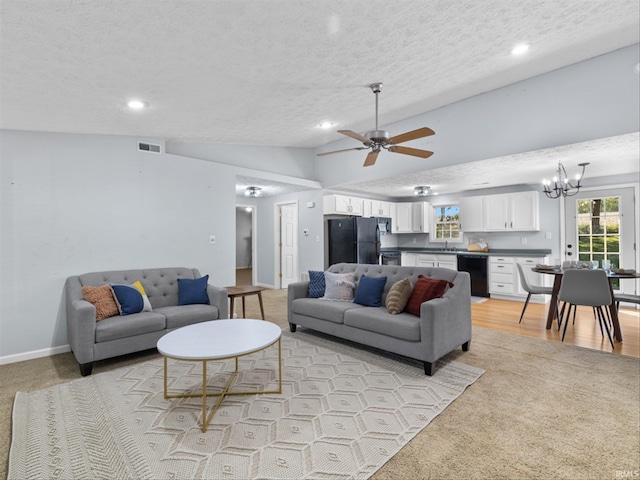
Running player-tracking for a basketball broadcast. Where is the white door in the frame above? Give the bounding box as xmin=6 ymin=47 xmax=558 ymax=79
xmin=279 ymin=202 xmax=298 ymax=289
xmin=565 ymin=187 xmax=637 ymax=293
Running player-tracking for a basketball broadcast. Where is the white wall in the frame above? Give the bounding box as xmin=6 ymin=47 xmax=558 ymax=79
xmin=0 ymin=130 xmax=239 ymax=360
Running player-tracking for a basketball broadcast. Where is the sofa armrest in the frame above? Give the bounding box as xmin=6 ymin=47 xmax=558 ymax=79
xmin=287 ymin=281 xmax=309 ymax=323
xmin=65 ymin=277 xmax=98 ymax=365
xmin=418 ymin=272 xmax=472 ymax=361
xmin=207 ymin=284 xmax=229 ymax=319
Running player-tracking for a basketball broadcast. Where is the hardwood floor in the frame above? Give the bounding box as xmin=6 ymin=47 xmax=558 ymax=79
xmin=472 ymin=297 xmax=640 ymax=358
xmin=236 ymin=268 xmax=639 ymax=358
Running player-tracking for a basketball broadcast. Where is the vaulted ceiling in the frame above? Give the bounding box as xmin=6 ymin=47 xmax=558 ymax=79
xmin=2 ymin=1 xmax=639 ymax=197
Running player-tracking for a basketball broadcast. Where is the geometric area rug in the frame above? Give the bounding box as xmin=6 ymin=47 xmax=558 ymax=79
xmin=9 ymin=330 xmax=484 ymax=480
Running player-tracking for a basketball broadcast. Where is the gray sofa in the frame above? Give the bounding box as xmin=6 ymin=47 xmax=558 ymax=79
xmin=65 ymin=267 xmax=228 ymax=376
xmin=288 ymin=263 xmax=471 ymax=375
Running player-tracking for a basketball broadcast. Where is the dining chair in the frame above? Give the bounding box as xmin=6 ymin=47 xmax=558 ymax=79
xmin=557 ymin=269 xmax=614 ymax=349
xmin=614 ymin=293 xmax=640 ymax=311
xmin=516 ymin=263 xmax=554 ymax=323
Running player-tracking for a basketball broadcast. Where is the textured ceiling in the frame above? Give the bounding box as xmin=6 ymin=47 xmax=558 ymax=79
xmin=1 ymin=1 xmax=639 ymax=198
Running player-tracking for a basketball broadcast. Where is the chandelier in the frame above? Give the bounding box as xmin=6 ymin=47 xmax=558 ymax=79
xmin=542 ymin=162 xmax=589 ymax=199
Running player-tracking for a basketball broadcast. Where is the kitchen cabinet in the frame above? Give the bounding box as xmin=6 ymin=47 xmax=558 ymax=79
xmin=401 ymin=252 xmax=417 ymax=266
xmin=323 ymin=194 xmax=364 ymax=216
xmin=489 ymin=256 xmax=515 ymax=295
xmin=393 ymin=202 xmax=429 ymax=233
xmin=364 ymin=199 xmax=392 ymax=218
xmin=484 ymin=191 xmax=539 ymax=231
xmin=416 ymin=253 xmax=457 ymax=270
xmin=459 ymin=196 xmax=484 ymax=232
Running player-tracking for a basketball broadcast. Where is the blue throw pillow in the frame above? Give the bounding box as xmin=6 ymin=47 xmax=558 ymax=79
xmin=308 ymin=270 xmax=326 ymax=298
xmin=178 ymin=275 xmax=210 ymax=305
xmin=110 ymin=284 xmax=144 ymax=316
xmin=354 ymin=275 xmax=387 ymax=307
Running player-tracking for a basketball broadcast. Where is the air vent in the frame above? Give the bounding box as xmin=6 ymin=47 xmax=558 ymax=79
xmin=138 ymin=142 xmax=161 ymax=153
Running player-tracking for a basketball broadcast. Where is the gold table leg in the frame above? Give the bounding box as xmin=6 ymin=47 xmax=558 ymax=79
xmin=163 ymin=337 xmax=282 ymax=433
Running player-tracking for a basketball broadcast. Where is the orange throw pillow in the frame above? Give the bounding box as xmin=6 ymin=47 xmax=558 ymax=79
xmin=82 ymin=285 xmax=119 ymax=321
xmin=405 ymin=275 xmax=454 ymax=316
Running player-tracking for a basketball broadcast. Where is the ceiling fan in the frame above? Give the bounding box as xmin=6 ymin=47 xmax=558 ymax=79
xmin=317 ymin=83 xmax=435 ymax=167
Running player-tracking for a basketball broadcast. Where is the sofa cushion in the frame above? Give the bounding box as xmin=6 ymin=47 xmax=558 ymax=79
xmin=323 ymin=272 xmax=356 ymax=301
xmin=95 ymin=312 xmax=166 ymax=343
xmin=291 ymin=298 xmax=362 ymax=324
xmin=156 ymin=305 xmax=220 ymax=329
xmin=406 ymin=275 xmax=454 ymax=316
xmin=354 ymin=275 xmax=387 ymax=307
xmin=386 ymin=278 xmax=413 ymax=314
xmin=344 ymin=308 xmax=421 ymax=342
xmin=111 ymin=284 xmax=145 ymax=316
xmin=82 ymin=285 xmax=119 ymax=321
xmin=307 ymin=270 xmax=326 ymax=298
xmin=178 ymin=275 xmax=210 ymax=305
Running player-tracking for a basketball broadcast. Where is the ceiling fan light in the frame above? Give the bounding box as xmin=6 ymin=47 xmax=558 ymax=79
xmin=245 ymin=186 xmax=262 ymax=197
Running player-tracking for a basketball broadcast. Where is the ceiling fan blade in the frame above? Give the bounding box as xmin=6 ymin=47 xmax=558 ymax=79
xmin=316 ymin=147 xmax=367 ymax=157
xmin=338 ymin=130 xmax=372 ymax=145
xmin=363 ymin=150 xmax=379 ymax=167
xmin=388 ymin=146 xmax=434 ymax=158
xmin=388 ymin=127 xmax=435 ymax=145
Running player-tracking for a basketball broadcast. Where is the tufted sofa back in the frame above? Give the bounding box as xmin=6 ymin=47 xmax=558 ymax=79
xmin=328 ymin=263 xmax=461 ymax=304
xmin=75 ymin=267 xmax=202 ymax=309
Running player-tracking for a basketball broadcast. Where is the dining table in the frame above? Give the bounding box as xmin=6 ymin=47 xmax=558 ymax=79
xmin=531 ymin=266 xmax=640 ymax=342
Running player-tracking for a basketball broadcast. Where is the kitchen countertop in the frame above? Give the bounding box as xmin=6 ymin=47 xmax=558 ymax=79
xmin=381 ymin=247 xmax=551 ymax=257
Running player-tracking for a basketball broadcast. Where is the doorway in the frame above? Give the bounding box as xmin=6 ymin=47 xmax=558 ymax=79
xmin=276 ymin=202 xmax=299 ymax=289
xmin=564 ymin=186 xmax=637 ymax=293
xmin=236 ymin=205 xmax=257 ymax=286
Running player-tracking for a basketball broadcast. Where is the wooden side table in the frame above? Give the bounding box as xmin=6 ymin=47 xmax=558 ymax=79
xmin=225 ymin=285 xmax=266 ymax=320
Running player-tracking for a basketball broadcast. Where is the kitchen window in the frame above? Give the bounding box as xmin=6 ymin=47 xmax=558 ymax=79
xmin=432 ymin=204 xmax=461 ymax=242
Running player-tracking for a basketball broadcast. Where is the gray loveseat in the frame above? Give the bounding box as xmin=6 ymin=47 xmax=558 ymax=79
xmin=288 ymin=263 xmax=471 ymax=375
xmin=65 ymin=267 xmax=228 ymax=376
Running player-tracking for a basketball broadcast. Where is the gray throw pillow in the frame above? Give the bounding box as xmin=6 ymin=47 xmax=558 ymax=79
xmin=322 ymin=272 xmax=356 ymax=302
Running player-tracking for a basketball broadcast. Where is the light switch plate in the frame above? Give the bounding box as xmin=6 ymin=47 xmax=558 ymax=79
xmin=209 ymin=235 xmax=216 ymax=244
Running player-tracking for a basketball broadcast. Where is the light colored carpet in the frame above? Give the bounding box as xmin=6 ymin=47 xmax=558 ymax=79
xmin=8 ymin=330 xmax=484 ymax=480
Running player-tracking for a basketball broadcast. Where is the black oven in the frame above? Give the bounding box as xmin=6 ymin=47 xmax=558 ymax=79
xmin=381 ymin=251 xmax=402 ymax=266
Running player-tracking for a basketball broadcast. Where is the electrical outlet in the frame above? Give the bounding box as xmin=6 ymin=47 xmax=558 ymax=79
xmin=209 ymin=235 xmax=216 ymax=244
xmin=521 ymin=237 xmax=527 ymax=245
xmin=412 ymin=238 xmax=417 ymax=244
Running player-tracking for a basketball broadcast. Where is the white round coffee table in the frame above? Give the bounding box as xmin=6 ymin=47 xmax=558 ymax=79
xmin=157 ymin=319 xmax=282 ymax=432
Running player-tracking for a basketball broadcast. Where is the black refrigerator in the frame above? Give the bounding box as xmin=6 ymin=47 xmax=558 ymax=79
xmin=327 ymin=217 xmax=380 ymax=265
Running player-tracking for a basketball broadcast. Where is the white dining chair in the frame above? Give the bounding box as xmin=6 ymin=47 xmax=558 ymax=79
xmin=516 ymin=263 xmax=554 ymax=323
xmin=557 ymin=269 xmax=614 ymax=349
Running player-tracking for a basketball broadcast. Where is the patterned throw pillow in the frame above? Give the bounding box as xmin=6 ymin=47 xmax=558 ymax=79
xmin=322 ymin=271 xmax=356 ymax=302
xmin=385 ymin=278 xmax=413 ymax=314
xmin=307 ymin=270 xmax=326 ymax=298
xmin=131 ymin=280 xmax=153 ymax=312
xmin=405 ymin=275 xmax=454 ymax=316
xmin=82 ymin=285 xmax=119 ymax=321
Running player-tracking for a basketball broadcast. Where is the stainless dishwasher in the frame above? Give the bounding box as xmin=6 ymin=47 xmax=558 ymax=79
xmin=457 ymin=254 xmax=489 ymax=297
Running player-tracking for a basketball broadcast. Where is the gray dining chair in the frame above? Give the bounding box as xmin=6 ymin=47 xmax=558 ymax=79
xmin=558 ymin=269 xmax=614 ymax=349
xmin=517 ymin=263 xmax=554 ymax=323
xmin=614 ymin=293 xmax=640 ymax=311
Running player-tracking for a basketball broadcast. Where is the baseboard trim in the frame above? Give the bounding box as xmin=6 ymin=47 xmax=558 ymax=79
xmin=0 ymin=344 xmax=71 ymax=365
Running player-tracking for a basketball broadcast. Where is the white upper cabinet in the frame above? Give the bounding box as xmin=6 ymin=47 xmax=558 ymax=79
xmin=393 ymin=202 xmax=429 ymax=233
xmin=323 ymin=194 xmax=364 ymax=216
xmin=483 ymin=191 xmax=539 ymax=232
xmin=459 ymin=196 xmax=484 ymax=232
xmin=364 ymin=200 xmax=392 ymax=218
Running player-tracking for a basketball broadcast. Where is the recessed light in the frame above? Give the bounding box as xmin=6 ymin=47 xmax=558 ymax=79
xmin=127 ymin=100 xmax=148 ymax=110
xmin=510 ymin=43 xmax=531 ymax=56
xmin=318 ymin=122 xmax=336 ymax=129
